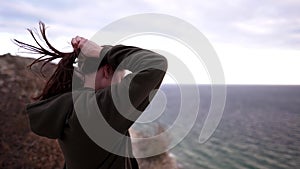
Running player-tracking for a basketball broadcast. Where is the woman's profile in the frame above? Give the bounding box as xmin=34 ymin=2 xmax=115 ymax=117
xmin=14 ymin=22 xmax=168 ymax=169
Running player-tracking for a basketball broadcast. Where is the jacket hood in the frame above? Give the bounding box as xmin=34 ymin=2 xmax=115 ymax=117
xmin=26 ymin=92 xmax=73 ymax=139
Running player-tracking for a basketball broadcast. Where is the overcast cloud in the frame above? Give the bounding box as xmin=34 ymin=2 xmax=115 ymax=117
xmin=1 ymin=0 xmax=300 ymax=84
xmin=1 ymin=0 xmax=300 ymax=48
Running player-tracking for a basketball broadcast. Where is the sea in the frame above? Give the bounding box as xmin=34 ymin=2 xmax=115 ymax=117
xmin=131 ymin=85 xmax=300 ymax=169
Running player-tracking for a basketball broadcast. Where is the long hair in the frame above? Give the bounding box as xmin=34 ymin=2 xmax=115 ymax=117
xmin=13 ymin=22 xmax=83 ymax=101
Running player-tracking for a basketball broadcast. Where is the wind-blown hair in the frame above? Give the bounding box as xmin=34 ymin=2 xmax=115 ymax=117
xmin=13 ymin=22 xmax=106 ymax=101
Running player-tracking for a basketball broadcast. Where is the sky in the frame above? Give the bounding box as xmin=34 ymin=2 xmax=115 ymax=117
xmin=1 ymin=0 xmax=300 ymax=84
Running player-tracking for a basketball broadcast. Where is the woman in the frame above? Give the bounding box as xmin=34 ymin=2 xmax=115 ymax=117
xmin=14 ymin=22 xmax=168 ymax=169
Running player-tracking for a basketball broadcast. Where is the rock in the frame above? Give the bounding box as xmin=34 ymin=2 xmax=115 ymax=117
xmin=130 ymin=127 xmax=182 ymax=169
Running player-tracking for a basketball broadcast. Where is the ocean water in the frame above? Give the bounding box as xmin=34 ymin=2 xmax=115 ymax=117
xmin=132 ymin=85 xmax=300 ymax=169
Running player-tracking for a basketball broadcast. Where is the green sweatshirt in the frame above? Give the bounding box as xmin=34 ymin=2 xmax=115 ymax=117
xmin=26 ymin=45 xmax=168 ymax=169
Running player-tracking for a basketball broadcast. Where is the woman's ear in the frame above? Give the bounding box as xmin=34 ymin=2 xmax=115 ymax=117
xmin=103 ymin=65 xmax=113 ymax=79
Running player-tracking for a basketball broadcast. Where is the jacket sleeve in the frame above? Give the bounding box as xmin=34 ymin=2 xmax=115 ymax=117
xmin=95 ymin=45 xmax=168 ymax=133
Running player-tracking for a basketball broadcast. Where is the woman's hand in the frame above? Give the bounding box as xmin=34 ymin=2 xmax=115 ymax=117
xmin=71 ymin=36 xmax=103 ymax=58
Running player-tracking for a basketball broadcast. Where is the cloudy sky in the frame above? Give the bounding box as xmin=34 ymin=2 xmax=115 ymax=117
xmin=1 ymin=0 xmax=300 ymax=84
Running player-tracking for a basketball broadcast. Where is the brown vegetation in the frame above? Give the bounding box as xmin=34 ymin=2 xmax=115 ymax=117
xmin=0 ymin=53 xmax=63 ymax=168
